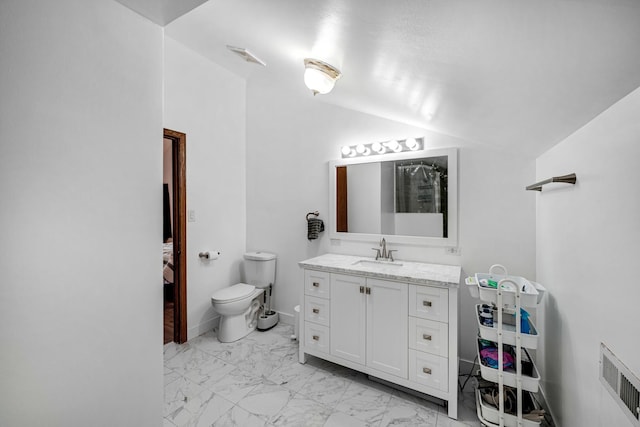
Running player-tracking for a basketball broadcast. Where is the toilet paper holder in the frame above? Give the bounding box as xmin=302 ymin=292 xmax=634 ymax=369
xmin=199 ymin=251 xmax=221 ymax=260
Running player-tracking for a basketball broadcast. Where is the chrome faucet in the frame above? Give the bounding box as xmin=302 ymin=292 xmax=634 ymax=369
xmin=380 ymin=238 xmax=387 ymax=259
xmin=371 ymin=237 xmax=397 ymax=261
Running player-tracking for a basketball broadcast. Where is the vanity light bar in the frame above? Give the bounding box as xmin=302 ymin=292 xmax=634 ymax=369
xmin=340 ymin=137 xmax=424 ymax=158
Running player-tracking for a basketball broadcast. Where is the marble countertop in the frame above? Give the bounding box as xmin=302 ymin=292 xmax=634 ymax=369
xmin=298 ymin=253 xmax=461 ymax=288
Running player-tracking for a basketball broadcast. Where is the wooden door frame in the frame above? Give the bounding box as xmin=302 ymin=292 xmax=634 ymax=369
xmin=336 ymin=166 xmax=348 ymax=232
xmin=164 ymin=128 xmax=187 ymax=343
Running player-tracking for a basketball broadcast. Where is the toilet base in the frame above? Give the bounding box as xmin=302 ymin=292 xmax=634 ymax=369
xmin=217 ymin=297 xmax=261 ymax=343
xmin=257 ymin=310 xmax=279 ymax=331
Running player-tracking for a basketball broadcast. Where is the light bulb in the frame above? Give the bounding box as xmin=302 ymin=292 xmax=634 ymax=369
xmin=406 ymin=138 xmax=419 ymax=150
xmin=371 ymin=142 xmax=385 ymax=154
xmin=385 ymin=140 xmax=401 ymax=152
xmin=356 ymin=144 xmax=366 ymax=154
xmin=341 ymin=146 xmax=352 ymax=156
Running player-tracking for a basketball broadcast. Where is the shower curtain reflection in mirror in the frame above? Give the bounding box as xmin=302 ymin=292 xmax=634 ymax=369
xmin=394 ymin=157 xmax=448 ymax=237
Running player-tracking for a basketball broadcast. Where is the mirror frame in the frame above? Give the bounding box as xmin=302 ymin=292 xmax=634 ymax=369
xmin=329 ymin=147 xmax=458 ymax=247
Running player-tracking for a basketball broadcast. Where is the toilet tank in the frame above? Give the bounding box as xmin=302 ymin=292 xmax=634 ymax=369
xmin=243 ymin=251 xmax=276 ymax=289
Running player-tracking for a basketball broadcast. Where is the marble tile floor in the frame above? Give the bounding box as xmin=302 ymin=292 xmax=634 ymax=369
xmin=163 ymin=323 xmax=482 ymax=427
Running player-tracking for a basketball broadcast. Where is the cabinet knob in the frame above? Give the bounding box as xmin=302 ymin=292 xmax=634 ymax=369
xmin=359 ymin=286 xmax=365 ymax=294
xmin=422 ymin=300 xmax=432 ymax=307
xmin=366 ymin=287 xmax=371 ymax=295
xmin=422 ymin=367 xmax=432 ymax=375
xmin=312 ymin=335 xmax=320 ymax=341
xmin=312 ymin=308 xmax=320 ymax=314
xmin=312 ymin=282 xmax=320 ymax=287
xmin=423 ymin=334 xmax=432 ymax=341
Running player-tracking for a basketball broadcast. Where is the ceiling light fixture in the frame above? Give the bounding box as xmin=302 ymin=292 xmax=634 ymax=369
xmin=340 ymin=137 xmax=424 ymax=158
xmin=303 ymin=58 xmax=342 ymax=95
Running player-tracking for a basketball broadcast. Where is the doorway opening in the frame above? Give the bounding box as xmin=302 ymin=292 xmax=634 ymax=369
xmin=163 ymin=128 xmax=187 ymax=344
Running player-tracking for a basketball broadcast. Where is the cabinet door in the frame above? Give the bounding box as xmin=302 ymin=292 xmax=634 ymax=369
xmin=330 ymin=274 xmax=366 ymax=366
xmin=366 ymin=278 xmax=408 ymax=378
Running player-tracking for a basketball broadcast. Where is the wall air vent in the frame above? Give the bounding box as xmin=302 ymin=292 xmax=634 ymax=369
xmin=600 ymin=343 xmax=640 ymax=426
xmin=226 ymin=45 xmax=266 ymax=66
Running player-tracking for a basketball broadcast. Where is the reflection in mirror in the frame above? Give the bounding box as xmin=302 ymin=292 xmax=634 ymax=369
xmin=330 ymin=148 xmax=457 ymax=246
xmin=395 ymin=157 xmax=448 ymax=237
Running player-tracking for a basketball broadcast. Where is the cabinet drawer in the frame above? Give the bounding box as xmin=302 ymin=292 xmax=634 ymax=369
xmin=409 ymin=285 xmax=448 ymax=322
xmin=305 ymin=295 xmax=330 ymax=326
xmin=409 ymin=317 xmax=448 ymax=357
xmin=305 ymin=270 xmax=331 ymax=299
xmin=304 ymin=322 xmax=330 ymax=354
xmin=409 ymin=349 xmax=448 ymax=392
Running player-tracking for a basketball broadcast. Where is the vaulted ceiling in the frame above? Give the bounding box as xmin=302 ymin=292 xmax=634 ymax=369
xmin=119 ymin=0 xmax=640 ymax=157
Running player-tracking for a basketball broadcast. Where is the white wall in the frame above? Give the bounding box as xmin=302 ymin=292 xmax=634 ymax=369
xmin=536 ymin=86 xmax=640 ymax=426
xmin=245 ymin=80 xmax=536 ymax=361
xmin=163 ymin=37 xmax=247 ymax=339
xmin=0 ymin=1 xmax=163 ymax=426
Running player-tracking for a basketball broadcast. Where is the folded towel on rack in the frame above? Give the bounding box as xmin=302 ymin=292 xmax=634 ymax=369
xmin=307 ymin=218 xmax=324 ymax=240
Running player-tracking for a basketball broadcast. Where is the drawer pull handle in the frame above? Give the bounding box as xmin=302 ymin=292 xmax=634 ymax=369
xmin=366 ymin=287 xmax=371 ymax=295
xmin=312 ymin=282 xmax=320 ymax=287
xmin=312 ymin=308 xmax=320 ymax=314
xmin=312 ymin=335 xmax=320 ymax=341
xmin=423 ymin=300 xmax=432 ymax=307
xmin=423 ymin=334 xmax=432 ymax=341
xmin=422 ymin=367 xmax=432 ymax=375
xmin=359 ymin=286 xmax=365 ymax=294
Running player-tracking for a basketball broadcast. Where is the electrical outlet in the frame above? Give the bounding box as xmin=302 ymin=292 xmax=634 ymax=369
xmin=445 ymin=247 xmax=461 ymax=256
xmin=188 ymin=210 xmax=196 ymax=222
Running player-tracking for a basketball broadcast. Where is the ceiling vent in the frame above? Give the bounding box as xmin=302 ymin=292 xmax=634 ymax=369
xmin=226 ymin=45 xmax=266 ymax=66
xmin=600 ymin=343 xmax=640 ymax=426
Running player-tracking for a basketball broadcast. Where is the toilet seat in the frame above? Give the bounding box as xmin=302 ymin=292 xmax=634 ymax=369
xmin=211 ymin=283 xmax=256 ymax=304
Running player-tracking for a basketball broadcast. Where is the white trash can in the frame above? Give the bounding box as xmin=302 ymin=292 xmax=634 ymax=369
xmin=293 ymin=305 xmax=300 ymax=340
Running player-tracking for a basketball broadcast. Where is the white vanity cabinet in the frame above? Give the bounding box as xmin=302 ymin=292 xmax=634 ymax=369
xmin=328 ymin=274 xmax=366 ymax=364
xmin=299 ymin=254 xmax=461 ymax=420
xmin=330 ymin=274 xmax=408 ymax=378
xmin=303 ymin=270 xmax=331 ymax=354
xmin=408 ymin=284 xmax=450 ymax=392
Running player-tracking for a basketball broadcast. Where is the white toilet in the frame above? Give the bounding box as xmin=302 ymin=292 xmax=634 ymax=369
xmin=211 ymin=251 xmax=276 ymax=342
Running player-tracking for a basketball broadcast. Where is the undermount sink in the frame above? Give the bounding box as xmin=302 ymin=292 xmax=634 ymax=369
xmin=352 ymin=259 xmax=404 ymax=268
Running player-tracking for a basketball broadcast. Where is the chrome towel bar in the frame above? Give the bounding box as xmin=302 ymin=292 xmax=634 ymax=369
xmin=526 ymin=173 xmax=576 ymax=191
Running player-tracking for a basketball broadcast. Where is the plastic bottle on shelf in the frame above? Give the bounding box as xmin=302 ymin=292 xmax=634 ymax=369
xmin=480 ymin=308 xmax=493 ymax=327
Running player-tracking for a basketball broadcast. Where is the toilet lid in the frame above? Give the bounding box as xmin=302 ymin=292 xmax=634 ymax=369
xmin=211 ymin=283 xmax=256 ymax=303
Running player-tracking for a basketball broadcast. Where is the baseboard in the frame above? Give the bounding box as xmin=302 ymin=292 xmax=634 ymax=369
xmin=188 ymin=315 xmax=219 ymax=341
xmin=187 ymin=310 xmax=294 ymax=341
xmin=459 ymin=357 xmax=477 ymax=376
xmin=277 ymin=310 xmax=294 ymax=325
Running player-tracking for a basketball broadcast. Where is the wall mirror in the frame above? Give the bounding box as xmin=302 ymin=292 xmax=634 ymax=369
xmin=329 ymin=147 xmax=457 ymax=246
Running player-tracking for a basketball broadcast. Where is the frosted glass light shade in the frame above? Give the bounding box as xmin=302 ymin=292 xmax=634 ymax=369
xmin=304 ymin=68 xmax=335 ymax=95
xmin=304 ymin=58 xmax=342 ymax=95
